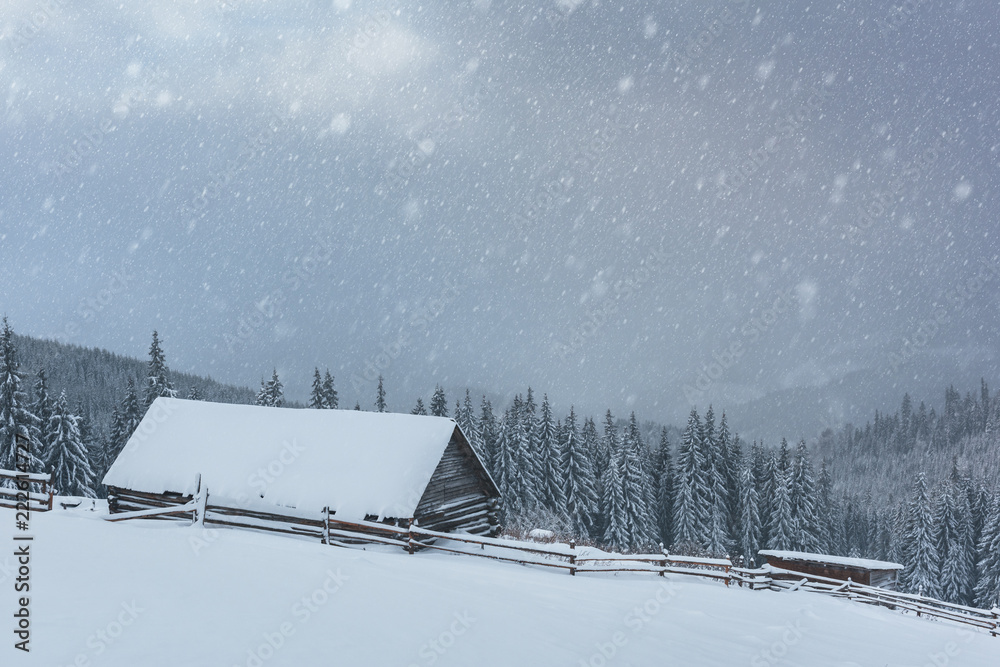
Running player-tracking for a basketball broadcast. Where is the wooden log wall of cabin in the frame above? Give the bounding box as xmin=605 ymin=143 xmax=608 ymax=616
xmin=107 ymin=486 xmax=196 ymax=520
xmin=766 ymin=557 xmax=875 ymax=586
xmin=413 ymin=430 xmax=500 ymax=535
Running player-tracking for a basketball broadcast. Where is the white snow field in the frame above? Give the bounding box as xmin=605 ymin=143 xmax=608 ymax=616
xmin=3 ymin=511 xmax=998 ymax=667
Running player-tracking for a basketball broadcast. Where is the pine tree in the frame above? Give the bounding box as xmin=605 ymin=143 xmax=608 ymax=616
xmin=535 ymin=394 xmax=566 ymax=514
xmin=622 ymin=412 xmax=658 ymax=549
xmin=581 ymin=416 xmax=603 ymax=538
xmin=411 ymin=398 xmax=428 ymax=415
xmin=255 ymin=369 xmax=284 ymax=407
xmin=430 ymin=385 xmax=448 ymax=417
xmin=974 ymin=495 xmax=1000 ymax=608
xmin=513 ymin=394 xmax=542 ymax=514
xmin=672 ymin=409 xmax=708 ymax=550
xmin=790 ymin=440 xmax=821 ymax=552
xmin=143 ymin=330 xmax=176 ymax=407
xmin=0 ymin=318 xmax=42 ymax=476
xmin=309 ymin=368 xmax=325 ymax=409
xmin=186 ymin=385 xmax=204 ymax=401
xmin=702 ymin=406 xmax=729 ymax=557
xmin=31 ymin=369 xmax=55 ymax=461
xmin=494 ymin=405 xmax=521 ymax=519
xmin=375 ymin=375 xmax=387 ymax=412
xmin=112 ymin=378 xmax=142 ymax=460
xmin=816 ymin=461 xmax=836 ymax=554
xmin=354 ymin=402 xmax=361 ymax=411
xmin=737 ymin=455 xmax=762 ymax=566
xmin=562 ymin=407 xmax=598 ymax=537
xmin=477 ymin=397 xmax=498 ymax=473
xmin=767 ymin=464 xmax=795 ymax=551
xmin=935 ymin=484 xmax=974 ymax=605
xmin=322 ymin=371 xmax=339 ymax=409
xmin=601 ymin=430 xmax=629 ymax=550
xmin=456 ymin=390 xmax=477 ymax=446
xmin=904 ymin=473 xmax=939 ymax=597
xmin=653 ymin=428 xmax=674 ymax=548
xmin=46 ymin=391 xmax=96 ymax=497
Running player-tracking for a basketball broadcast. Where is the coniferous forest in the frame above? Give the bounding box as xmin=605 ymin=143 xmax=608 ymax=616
xmin=0 ymin=317 xmax=997 ymax=609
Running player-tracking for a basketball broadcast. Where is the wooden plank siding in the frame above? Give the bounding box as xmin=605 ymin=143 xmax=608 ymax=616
xmin=763 ymin=554 xmax=899 ymax=590
xmin=413 ymin=428 xmax=500 ymax=536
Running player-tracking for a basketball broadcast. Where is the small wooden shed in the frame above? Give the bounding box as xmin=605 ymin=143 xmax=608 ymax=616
xmin=103 ymin=398 xmax=500 ymax=540
xmin=758 ymin=550 xmax=903 ymax=589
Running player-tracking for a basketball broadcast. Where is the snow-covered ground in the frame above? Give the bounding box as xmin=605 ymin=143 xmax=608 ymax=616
xmin=3 ymin=510 xmax=997 ymax=666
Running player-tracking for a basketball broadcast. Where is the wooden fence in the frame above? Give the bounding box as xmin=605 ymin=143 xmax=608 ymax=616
xmin=0 ymin=468 xmax=54 ymax=512
xmin=94 ymin=480 xmax=1000 ymax=638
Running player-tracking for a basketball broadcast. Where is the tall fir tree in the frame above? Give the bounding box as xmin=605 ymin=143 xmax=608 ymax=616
xmin=309 ymin=368 xmax=326 ymax=409
xmin=456 ymin=390 xmax=477 ymax=448
xmin=255 ymin=370 xmax=284 ymax=407
xmin=477 ymin=396 xmax=498 ymax=473
xmin=535 ymin=394 xmax=566 ymax=514
xmin=45 ymin=390 xmax=96 ymax=497
xmin=653 ymin=428 xmax=674 ymax=548
xmin=622 ymin=412 xmax=658 ymax=549
xmin=375 ymin=375 xmax=387 ymax=413
xmin=411 ymin=398 xmax=428 ymax=415
xmin=736 ymin=455 xmax=762 ymax=566
xmin=600 ymin=427 xmax=629 ymax=550
xmin=903 ymin=473 xmax=939 ymax=597
xmin=143 ymin=330 xmax=176 ymax=408
xmin=974 ymin=495 xmax=1000 ymax=608
xmin=767 ymin=463 xmax=796 ymax=551
xmin=790 ymin=440 xmax=821 ymax=552
xmin=430 ymin=385 xmax=448 ymax=417
xmin=31 ymin=368 xmax=55 ymax=461
xmin=186 ymin=385 xmax=204 ymax=401
xmin=672 ymin=409 xmax=708 ymax=550
xmin=701 ymin=407 xmax=729 ymax=557
xmin=562 ymin=407 xmax=598 ymax=537
xmin=934 ymin=484 xmax=974 ymax=605
xmin=0 ymin=318 xmax=42 ymax=476
xmin=322 ymin=371 xmax=338 ymax=409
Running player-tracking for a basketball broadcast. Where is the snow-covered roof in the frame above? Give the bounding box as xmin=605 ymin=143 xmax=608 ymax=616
xmin=104 ymin=398 xmax=474 ymax=521
xmin=758 ymin=550 xmax=903 ymax=571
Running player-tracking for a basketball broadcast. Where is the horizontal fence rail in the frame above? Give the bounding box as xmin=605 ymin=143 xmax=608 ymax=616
xmin=92 ymin=478 xmax=1000 ymax=639
xmin=0 ymin=468 xmax=54 ymax=512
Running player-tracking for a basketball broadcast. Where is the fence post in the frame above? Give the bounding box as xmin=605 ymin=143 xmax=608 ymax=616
xmin=569 ymin=540 xmax=576 ymax=576
xmin=990 ymin=608 xmax=999 ymax=637
xmin=46 ymin=475 xmax=54 ymax=512
xmin=192 ymin=473 xmax=207 ymax=526
xmin=406 ymin=518 xmax=415 ymax=555
xmin=659 ymin=543 xmax=667 ymax=578
xmin=322 ymin=507 xmax=329 ymax=545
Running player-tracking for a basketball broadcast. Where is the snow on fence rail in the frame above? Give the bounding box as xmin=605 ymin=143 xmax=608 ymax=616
xmin=91 ymin=478 xmax=1000 ymax=638
xmin=0 ymin=468 xmax=54 ymax=512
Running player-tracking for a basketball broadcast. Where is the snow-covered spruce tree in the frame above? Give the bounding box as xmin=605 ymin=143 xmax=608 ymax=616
xmin=903 ymin=473 xmax=939 ymax=597
xmin=581 ymin=416 xmax=604 ymax=539
xmin=255 ymin=369 xmax=284 ymax=407
xmin=456 ymin=390 xmax=477 ymax=447
xmin=790 ymin=440 xmax=822 ymax=553
xmin=701 ymin=406 xmax=730 ymax=557
xmin=974 ymin=495 xmax=1000 ymax=608
xmin=375 ymin=375 xmax=387 ymax=412
xmin=514 ymin=392 xmax=542 ymax=515
xmin=751 ymin=442 xmax=773 ymax=548
xmin=411 ymin=398 xmax=428 ymax=415
xmin=737 ymin=455 xmax=762 ymax=566
xmin=31 ymin=368 xmax=56 ymax=459
xmin=718 ymin=414 xmax=741 ymax=541
xmin=653 ymin=427 xmax=674 ymax=548
xmin=767 ymin=463 xmax=795 ymax=551
xmin=622 ymin=412 xmax=658 ymax=549
xmin=309 ymin=368 xmax=326 ymax=409
xmin=143 ymin=330 xmax=176 ymax=408
xmin=562 ymin=407 xmax=598 ymax=538
xmin=494 ymin=405 xmax=522 ymax=520
xmin=934 ymin=484 xmax=974 ymax=605
xmin=0 ymin=318 xmax=42 ymax=477
xmin=46 ymin=391 xmax=95 ymax=498
xmin=430 ymin=385 xmax=448 ymax=417
xmin=816 ymin=461 xmax=837 ymax=554
xmin=600 ymin=428 xmax=629 ymax=550
xmin=186 ymin=385 xmax=204 ymax=401
xmin=322 ymin=371 xmax=338 ymax=409
xmin=672 ymin=409 xmax=708 ymax=551
xmin=477 ymin=396 xmax=498 ymax=474
xmin=535 ymin=394 xmax=567 ymax=514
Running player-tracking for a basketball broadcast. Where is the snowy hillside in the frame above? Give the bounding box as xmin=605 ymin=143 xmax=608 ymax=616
xmin=4 ymin=510 xmax=997 ymax=666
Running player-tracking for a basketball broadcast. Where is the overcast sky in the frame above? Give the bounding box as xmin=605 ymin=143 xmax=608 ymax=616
xmin=2 ymin=0 xmax=998 ymax=440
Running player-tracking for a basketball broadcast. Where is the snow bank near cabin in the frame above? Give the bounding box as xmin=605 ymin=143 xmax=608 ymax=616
xmin=104 ymin=398 xmax=460 ymax=521
xmin=3 ymin=511 xmax=997 ymax=667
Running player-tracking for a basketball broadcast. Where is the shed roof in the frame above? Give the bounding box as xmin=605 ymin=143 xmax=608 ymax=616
xmin=103 ymin=398 xmax=488 ymax=521
xmin=758 ymin=550 xmax=903 ymax=571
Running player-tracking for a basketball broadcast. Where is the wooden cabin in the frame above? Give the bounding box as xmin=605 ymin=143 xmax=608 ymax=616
xmin=758 ymin=550 xmax=903 ymax=590
xmin=103 ymin=398 xmax=500 ymax=542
